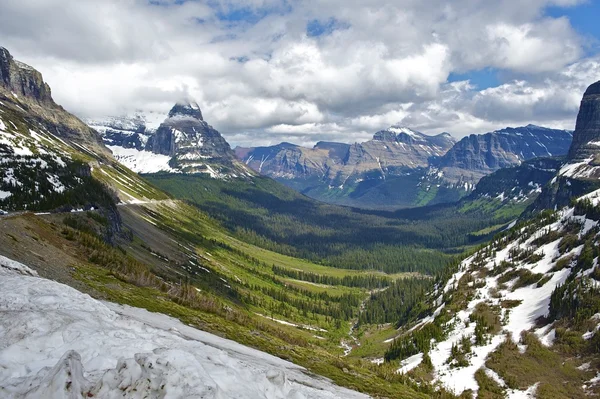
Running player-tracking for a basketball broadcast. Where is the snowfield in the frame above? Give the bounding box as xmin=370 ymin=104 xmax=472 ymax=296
xmin=0 ymin=257 xmax=368 ymax=399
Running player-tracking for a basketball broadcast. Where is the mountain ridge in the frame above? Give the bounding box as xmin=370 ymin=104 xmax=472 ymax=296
xmin=235 ymin=124 xmax=572 ymax=209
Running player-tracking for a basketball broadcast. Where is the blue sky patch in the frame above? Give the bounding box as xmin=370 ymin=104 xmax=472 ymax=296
xmin=448 ymin=68 xmax=500 ymax=90
xmin=306 ymin=18 xmax=350 ymax=37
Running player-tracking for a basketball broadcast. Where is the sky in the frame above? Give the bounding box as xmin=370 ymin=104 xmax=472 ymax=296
xmin=1 ymin=0 xmax=600 ymax=147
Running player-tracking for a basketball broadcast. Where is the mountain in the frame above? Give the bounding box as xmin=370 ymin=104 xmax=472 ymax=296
xmin=88 ymin=102 xmax=252 ymax=178
xmin=567 ymin=81 xmax=600 ymax=163
xmin=87 ymin=110 xmax=165 ymax=150
xmin=375 ymin=81 xmax=600 ymax=396
xmin=435 ymin=124 xmax=573 ymax=184
xmin=467 ymin=157 xmax=563 ymax=205
xmin=0 ymin=46 xmax=168 ymax=213
xmin=236 ymin=125 xmax=572 ymax=210
xmin=237 ymin=126 xmax=454 ymax=182
xmin=528 ymin=81 xmax=600 ymax=212
xmin=0 ymin=47 xmax=108 ymax=156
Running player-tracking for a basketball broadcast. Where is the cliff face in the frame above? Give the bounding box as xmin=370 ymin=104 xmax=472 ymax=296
xmin=567 ymin=81 xmax=600 ymax=162
xmin=0 ymin=46 xmax=108 ymax=155
xmin=147 ymin=102 xmax=242 ymax=174
xmin=526 ymin=81 xmax=600 ymax=215
xmin=0 ymin=47 xmax=53 ymax=104
xmin=237 ymin=126 xmax=456 ymax=184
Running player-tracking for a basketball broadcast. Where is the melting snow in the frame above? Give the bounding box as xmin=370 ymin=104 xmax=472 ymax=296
xmin=107 ymin=146 xmax=175 ymax=174
xmin=0 ymin=258 xmax=367 ymax=399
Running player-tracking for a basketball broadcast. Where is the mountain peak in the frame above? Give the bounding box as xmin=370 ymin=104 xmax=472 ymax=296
xmin=567 ymin=80 xmax=600 ymax=161
xmin=584 ymin=80 xmax=600 ymax=96
xmin=373 ymin=126 xmax=423 ymax=141
xmin=168 ymin=101 xmax=203 ymax=120
xmin=0 ymin=46 xmax=53 ymax=103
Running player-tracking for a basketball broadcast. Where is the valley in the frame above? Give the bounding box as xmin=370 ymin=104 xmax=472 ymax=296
xmin=1 ymin=30 xmax=600 ymax=399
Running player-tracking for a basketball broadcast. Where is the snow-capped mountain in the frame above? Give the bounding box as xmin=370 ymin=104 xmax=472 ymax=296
xmin=89 ymin=102 xmax=252 ymax=178
xmin=0 ymin=255 xmax=367 ymax=399
xmin=87 ymin=110 xmax=165 ymax=150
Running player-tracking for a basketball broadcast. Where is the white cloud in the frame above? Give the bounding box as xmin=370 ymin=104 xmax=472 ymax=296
xmin=0 ymin=0 xmax=598 ymax=147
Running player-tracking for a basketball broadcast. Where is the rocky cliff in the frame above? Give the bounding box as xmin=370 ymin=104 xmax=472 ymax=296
xmin=236 ymin=124 xmax=572 ymax=209
xmin=567 ymin=81 xmax=600 ymax=162
xmin=236 ymin=126 xmax=455 ymax=185
xmin=0 ymin=46 xmax=108 ymax=155
xmin=527 ymin=80 xmax=600 ymax=213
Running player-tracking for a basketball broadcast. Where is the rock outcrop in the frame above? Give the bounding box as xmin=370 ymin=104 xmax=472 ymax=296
xmin=0 ymin=46 xmax=108 ymax=155
xmin=567 ymin=81 xmax=600 ymax=162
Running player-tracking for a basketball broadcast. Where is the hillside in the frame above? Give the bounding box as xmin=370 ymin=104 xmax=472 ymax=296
xmin=376 ymin=80 xmax=600 ymax=397
xmin=0 ymin=256 xmax=368 ymax=399
xmin=235 ymin=125 xmax=571 ymax=210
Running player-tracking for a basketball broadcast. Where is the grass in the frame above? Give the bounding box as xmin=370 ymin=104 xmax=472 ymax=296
xmin=73 ymin=264 xmax=432 ymax=398
xmin=486 ymin=333 xmax=590 ymax=398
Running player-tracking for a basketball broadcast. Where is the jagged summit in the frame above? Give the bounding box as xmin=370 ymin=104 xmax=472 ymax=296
xmin=88 ymin=98 xmax=251 ymax=178
xmin=168 ymin=101 xmax=203 ymax=121
xmin=372 ymin=126 xmax=456 ymax=147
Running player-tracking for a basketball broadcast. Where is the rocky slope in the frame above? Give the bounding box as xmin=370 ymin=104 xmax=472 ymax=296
xmin=0 ymin=46 xmax=168 ymax=212
xmin=0 ymin=47 xmax=108 ymax=156
xmin=90 ymin=102 xmax=251 ymax=178
xmin=436 ymin=125 xmax=573 ymax=185
xmin=236 ymin=125 xmax=571 ymax=210
xmin=379 ymin=80 xmax=600 ymax=397
xmin=386 ymin=197 xmax=600 ymax=397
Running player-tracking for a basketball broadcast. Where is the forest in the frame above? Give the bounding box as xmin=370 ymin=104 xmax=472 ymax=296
xmin=145 ymin=174 xmax=518 ymax=275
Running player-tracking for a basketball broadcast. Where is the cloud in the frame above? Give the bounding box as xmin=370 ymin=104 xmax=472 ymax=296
xmin=0 ymin=0 xmax=598 ymax=147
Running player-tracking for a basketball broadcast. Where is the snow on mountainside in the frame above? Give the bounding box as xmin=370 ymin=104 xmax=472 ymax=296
xmin=88 ymin=103 xmax=252 ymax=179
xmin=0 ymin=255 xmax=367 ymax=399
xmin=386 ymin=194 xmax=600 ymax=396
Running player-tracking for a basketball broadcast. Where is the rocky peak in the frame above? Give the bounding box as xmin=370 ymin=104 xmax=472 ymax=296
xmin=0 ymin=47 xmax=53 ymax=103
xmin=373 ymin=126 xmax=424 ymax=142
xmin=167 ymin=101 xmax=203 ymax=121
xmin=567 ymin=80 xmax=600 ymax=162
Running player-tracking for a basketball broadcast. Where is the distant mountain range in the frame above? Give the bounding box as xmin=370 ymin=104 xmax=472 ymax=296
xmin=235 ymin=125 xmax=573 ymax=209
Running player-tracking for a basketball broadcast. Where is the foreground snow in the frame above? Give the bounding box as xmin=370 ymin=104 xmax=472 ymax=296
xmin=0 ymin=258 xmax=368 ymax=399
